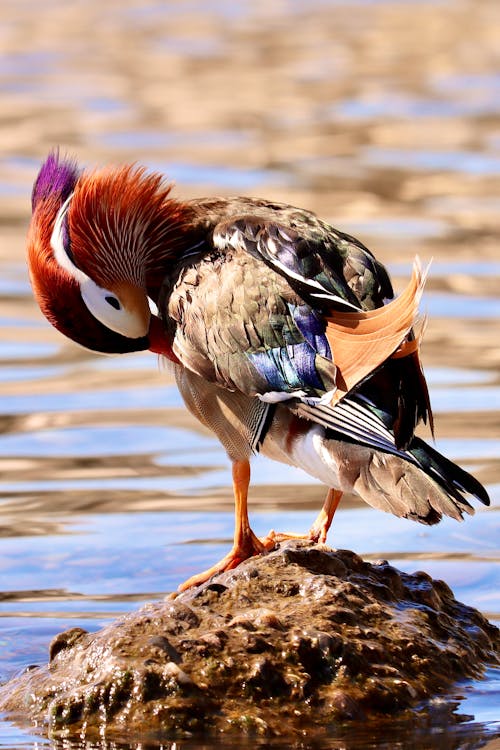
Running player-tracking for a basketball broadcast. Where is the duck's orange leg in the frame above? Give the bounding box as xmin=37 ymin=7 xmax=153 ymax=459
xmin=308 ymin=488 xmax=343 ymax=542
xmin=262 ymin=488 xmax=343 ymax=545
xmin=178 ymin=459 xmax=275 ymax=591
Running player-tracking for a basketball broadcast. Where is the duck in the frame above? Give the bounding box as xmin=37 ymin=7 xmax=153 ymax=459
xmin=27 ymin=151 xmax=490 ymax=590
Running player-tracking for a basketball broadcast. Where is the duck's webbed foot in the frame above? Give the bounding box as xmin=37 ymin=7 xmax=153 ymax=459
xmin=260 ymin=488 xmax=343 ymax=546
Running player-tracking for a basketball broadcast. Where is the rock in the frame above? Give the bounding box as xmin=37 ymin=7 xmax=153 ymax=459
xmin=0 ymin=541 xmax=498 ymax=741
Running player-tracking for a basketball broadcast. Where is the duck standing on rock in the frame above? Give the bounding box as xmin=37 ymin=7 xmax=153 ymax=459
xmin=27 ymin=152 xmax=490 ymax=590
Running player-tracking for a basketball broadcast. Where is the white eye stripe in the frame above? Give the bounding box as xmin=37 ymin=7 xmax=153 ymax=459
xmin=50 ymin=193 xmax=90 ymax=285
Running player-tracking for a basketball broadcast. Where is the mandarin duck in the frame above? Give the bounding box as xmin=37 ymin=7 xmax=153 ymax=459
xmin=27 ymin=152 xmax=489 ymax=590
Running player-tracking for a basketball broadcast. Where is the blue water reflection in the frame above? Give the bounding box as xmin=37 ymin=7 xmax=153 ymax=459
xmin=2 ymin=0 xmax=500 ymax=743
xmin=364 ymin=147 xmax=500 ymax=175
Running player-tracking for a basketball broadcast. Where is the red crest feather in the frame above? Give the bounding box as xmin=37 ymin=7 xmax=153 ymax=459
xmin=68 ymin=165 xmax=188 ymax=288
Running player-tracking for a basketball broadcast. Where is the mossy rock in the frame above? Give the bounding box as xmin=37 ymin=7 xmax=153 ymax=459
xmin=0 ymin=541 xmax=498 ymax=741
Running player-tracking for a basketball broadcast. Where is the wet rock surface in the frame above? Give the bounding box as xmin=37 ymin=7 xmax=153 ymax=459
xmin=0 ymin=541 xmax=498 ymax=741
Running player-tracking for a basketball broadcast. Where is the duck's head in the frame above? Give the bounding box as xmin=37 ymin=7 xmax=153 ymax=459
xmin=27 ymin=151 xmax=183 ymax=357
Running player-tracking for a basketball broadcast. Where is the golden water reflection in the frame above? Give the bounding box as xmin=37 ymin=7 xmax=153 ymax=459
xmin=0 ymin=0 xmax=499 ymax=746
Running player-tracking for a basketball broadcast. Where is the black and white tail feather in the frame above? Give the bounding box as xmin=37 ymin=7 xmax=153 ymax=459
xmin=295 ymin=394 xmax=489 ymax=524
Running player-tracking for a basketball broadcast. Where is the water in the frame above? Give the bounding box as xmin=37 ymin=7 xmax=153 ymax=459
xmin=1 ymin=0 xmax=500 ymax=748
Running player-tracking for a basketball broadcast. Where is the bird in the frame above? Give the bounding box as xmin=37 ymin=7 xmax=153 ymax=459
xmin=27 ymin=151 xmax=490 ymax=590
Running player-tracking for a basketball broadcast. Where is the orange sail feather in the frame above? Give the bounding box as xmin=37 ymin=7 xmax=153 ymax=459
xmin=324 ymin=259 xmax=428 ymax=404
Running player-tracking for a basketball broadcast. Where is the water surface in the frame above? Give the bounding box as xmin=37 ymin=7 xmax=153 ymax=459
xmin=1 ymin=0 xmax=499 ymax=748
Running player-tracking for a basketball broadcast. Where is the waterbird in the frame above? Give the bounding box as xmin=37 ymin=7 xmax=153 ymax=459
xmin=27 ymin=151 xmax=490 ymax=590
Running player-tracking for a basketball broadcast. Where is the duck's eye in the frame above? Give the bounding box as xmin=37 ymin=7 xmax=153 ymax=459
xmin=105 ymin=295 xmax=121 ymax=310
xmin=79 ymin=277 xmax=149 ymax=339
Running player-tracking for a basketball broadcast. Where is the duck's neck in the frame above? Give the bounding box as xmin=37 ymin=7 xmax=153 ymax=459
xmin=144 ymin=199 xmax=208 ymax=303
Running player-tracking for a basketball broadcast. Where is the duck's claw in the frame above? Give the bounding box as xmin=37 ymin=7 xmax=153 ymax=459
xmin=259 ymin=488 xmax=343 ymax=547
xmin=178 ymin=528 xmax=276 ymax=591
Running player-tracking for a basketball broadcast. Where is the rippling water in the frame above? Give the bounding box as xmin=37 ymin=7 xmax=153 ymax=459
xmin=1 ymin=0 xmax=500 ymax=748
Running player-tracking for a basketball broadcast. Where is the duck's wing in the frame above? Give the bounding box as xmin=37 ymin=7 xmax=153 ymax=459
xmin=164 ymin=215 xmax=426 ymax=410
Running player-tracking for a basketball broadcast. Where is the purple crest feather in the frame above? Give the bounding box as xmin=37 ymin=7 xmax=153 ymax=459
xmin=31 ymin=150 xmax=80 ymax=211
